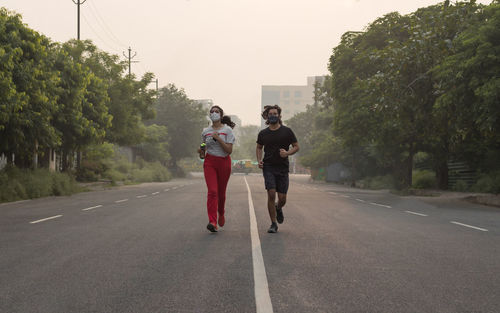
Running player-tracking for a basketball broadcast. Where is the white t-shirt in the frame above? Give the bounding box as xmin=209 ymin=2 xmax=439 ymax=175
xmin=201 ymin=124 xmax=236 ymax=157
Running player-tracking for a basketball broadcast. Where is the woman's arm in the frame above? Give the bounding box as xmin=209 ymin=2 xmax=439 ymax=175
xmin=212 ymin=132 xmax=233 ymax=154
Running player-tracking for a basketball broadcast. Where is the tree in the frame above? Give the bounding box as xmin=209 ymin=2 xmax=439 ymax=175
xmin=434 ymin=1 xmax=500 ymax=175
xmin=149 ymin=84 xmax=207 ymax=175
xmin=0 ymin=8 xmax=60 ymax=167
xmin=231 ymin=125 xmax=260 ymax=160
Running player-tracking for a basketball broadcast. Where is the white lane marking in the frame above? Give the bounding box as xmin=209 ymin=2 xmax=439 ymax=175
xmin=137 ymin=195 xmax=147 ymax=198
xmin=405 ymin=211 xmax=428 ymax=217
xmin=82 ymin=205 xmax=102 ymax=211
xmin=152 ymin=192 xmax=160 ymax=195
xmin=369 ymin=202 xmax=392 ymax=208
xmin=30 ymin=215 xmax=62 ymax=224
xmin=451 ymin=221 xmax=488 ymax=232
xmin=115 ymin=199 xmax=128 ymax=203
xmin=328 ymin=192 xmax=337 ymax=195
xmin=341 ymin=195 xmax=350 ymax=198
xmin=164 ymin=189 xmax=170 ymax=192
xmin=355 ymin=199 xmax=366 ymax=203
xmin=244 ymin=177 xmax=274 ymax=313
xmin=172 ymin=186 xmax=178 ymax=190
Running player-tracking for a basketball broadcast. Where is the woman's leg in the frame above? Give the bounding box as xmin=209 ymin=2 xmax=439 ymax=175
xmin=216 ymin=157 xmax=232 ymax=220
xmin=203 ymin=156 xmax=219 ymax=226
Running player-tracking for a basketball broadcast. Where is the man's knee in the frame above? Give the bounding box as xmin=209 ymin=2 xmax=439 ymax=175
xmin=277 ymin=193 xmax=287 ymax=206
xmin=267 ymin=189 xmax=276 ymax=200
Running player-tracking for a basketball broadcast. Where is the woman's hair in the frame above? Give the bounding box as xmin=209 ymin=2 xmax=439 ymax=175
xmin=261 ymin=104 xmax=282 ymax=125
xmin=210 ymin=105 xmax=236 ymax=129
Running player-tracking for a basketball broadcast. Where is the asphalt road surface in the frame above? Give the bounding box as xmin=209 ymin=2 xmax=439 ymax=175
xmin=1 ymin=174 xmax=499 ymax=313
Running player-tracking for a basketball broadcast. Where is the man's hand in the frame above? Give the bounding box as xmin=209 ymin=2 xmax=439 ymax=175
xmin=258 ymin=161 xmax=264 ymax=169
xmin=279 ymin=149 xmax=288 ymax=158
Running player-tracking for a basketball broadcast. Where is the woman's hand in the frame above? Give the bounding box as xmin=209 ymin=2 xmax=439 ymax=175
xmin=212 ymin=132 xmax=220 ymax=141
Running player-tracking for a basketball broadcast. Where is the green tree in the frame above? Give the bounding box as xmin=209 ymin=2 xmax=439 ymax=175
xmin=231 ymin=125 xmax=260 ymax=160
xmin=150 ymin=84 xmax=207 ymax=175
xmin=434 ymin=1 xmax=500 ymax=174
xmin=0 ymin=8 xmax=60 ymax=167
xmin=52 ymin=43 xmax=112 ymax=171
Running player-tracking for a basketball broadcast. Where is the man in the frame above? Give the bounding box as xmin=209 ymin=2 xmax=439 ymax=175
xmin=256 ymin=105 xmax=299 ymax=233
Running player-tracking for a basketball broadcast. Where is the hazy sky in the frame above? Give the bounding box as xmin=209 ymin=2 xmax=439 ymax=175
xmin=1 ymin=0 xmax=492 ymax=125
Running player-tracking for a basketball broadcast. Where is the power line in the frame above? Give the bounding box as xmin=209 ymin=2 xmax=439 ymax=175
xmin=86 ymin=0 xmax=127 ymax=49
xmin=81 ymin=12 xmax=122 ymax=54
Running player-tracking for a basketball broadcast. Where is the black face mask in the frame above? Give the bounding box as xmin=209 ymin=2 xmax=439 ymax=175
xmin=268 ymin=115 xmax=279 ymax=124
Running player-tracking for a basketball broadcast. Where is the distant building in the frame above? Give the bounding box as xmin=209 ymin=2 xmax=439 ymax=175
xmin=260 ymin=76 xmax=325 ymax=128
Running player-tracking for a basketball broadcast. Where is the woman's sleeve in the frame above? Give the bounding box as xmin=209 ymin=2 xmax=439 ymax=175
xmin=226 ymin=127 xmax=236 ymax=144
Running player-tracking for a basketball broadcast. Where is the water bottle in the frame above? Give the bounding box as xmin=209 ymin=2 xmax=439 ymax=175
xmin=199 ymin=143 xmax=206 ymax=159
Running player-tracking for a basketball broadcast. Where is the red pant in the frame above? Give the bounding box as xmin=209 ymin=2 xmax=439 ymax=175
xmin=203 ymin=154 xmax=232 ymax=225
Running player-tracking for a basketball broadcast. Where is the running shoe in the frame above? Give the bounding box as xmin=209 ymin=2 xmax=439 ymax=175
xmin=207 ymin=223 xmax=218 ymax=232
xmin=267 ymin=222 xmax=278 ymax=233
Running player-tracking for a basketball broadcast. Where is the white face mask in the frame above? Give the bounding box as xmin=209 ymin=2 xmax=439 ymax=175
xmin=210 ymin=112 xmax=221 ymax=122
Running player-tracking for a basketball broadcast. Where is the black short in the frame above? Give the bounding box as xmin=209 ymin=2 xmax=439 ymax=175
xmin=263 ymin=166 xmax=289 ymax=194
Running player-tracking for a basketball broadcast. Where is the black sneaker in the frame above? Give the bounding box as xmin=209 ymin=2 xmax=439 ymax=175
xmin=276 ymin=204 xmax=284 ymax=224
xmin=267 ymin=222 xmax=278 ymax=233
xmin=206 ymin=223 xmax=218 ymax=232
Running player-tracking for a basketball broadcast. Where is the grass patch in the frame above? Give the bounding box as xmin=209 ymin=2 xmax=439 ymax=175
xmin=0 ymin=166 xmax=80 ymax=203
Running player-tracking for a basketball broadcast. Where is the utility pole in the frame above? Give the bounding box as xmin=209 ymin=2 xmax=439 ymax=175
xmin=123 ymin=47 xmax=139 ymax=78
xmin=71 ymin=0 xmax=87 ymax=40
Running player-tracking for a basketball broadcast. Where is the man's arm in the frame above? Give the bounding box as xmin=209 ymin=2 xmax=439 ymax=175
xmin=256 ymin=143 xmax=264 ymax=169
xmin=279 ymin=142 xmax=299 ymax=158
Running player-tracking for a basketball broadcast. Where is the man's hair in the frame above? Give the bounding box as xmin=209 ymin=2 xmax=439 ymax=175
xmin=261 ymin=104 xmax=282 ymax=125
xmin=210 ymin=105 xmax=236 ymax=129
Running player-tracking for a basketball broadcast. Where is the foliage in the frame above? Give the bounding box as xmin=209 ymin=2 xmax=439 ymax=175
xmin=0 ymin=166 xmax=80 ymax=202
xmin=358 ymin=175 xmax=396 ymax=190
xmin=149 ymin=84 xmax=207 ymax=174
xmin=472 ymin=171 xmax=500 ymax=194
xmin=231 ymin=125 xmax=260 ymax=161
xmin=412 ymin=170 xmax=436 ymax=189
xmin=315 ymin=1 xmax=498 ymax=190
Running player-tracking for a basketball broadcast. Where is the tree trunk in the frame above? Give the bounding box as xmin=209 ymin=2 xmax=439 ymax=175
xmin=351 ymin=149 xmax=356 ymax=187
xmin=436 ymin=161 xmax=449 ymax=190
xmin=407 ymin=148 xmax=414 ymax=188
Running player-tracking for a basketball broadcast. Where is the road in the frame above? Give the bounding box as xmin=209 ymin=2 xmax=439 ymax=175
xmin=1 ymin=174 xmax=499 ymax=313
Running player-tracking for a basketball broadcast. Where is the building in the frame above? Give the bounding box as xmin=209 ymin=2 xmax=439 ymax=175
xmin=260 ymin=76 xmax=325 ymax=128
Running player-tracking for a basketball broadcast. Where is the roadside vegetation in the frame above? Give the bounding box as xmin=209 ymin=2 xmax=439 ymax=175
xmin=287 ymin=1 xmax=500 ymax=194
xmin=0 ymin=8 xmax=207 ymax=202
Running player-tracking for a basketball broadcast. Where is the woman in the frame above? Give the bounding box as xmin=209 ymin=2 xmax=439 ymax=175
xmin=199 ymin=105 xmax=236 ymax=232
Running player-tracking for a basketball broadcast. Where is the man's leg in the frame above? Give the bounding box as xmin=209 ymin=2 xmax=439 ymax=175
xmin=275 ymin=170 xmax=289 ymax=224
xmin=263 ymin=167 xmax=279 ymax=233
xmin=276 ymin=193 xmax=287 ymax=224
xmin=267 ymin=189 xmax=277 ymax=223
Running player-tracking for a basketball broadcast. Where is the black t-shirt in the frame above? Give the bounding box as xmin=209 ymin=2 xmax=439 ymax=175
xmin=257 ymin=125 xmax=298 ymax=170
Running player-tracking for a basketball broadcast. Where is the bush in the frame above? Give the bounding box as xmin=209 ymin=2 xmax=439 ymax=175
xmin=0 ymin=167 xmax=79 ymax=203
xmin=472 ymin=171 xmax=500 ymax=194
xmin=412 ymin=170 xmax=436 ymax=189
xmin=453 ymin=180 xmax=469 ymax=192
xmin=358 ymin=175 xmax=396 ymax=190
